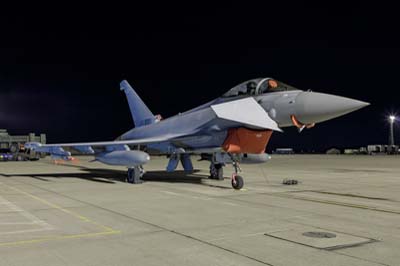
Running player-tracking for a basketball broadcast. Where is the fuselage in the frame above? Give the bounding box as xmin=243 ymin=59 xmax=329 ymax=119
xmin=119 ymin=78 xmax=368 ymax=154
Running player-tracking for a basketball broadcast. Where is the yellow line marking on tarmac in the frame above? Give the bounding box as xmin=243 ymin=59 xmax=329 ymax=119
xmin=6 ymin=185 xmax=115 ymax=231
xmin=0 ymin=184 xmax=120 ymax=247
xmin=0 ymin=230 xmax=119 ymax=247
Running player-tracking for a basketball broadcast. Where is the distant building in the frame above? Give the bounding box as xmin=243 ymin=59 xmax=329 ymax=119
xmin=326 ymin=148 xmax=340 ymax=155
xmin=388 ymin=145 xmax=399 ymax=154
xmin=274 ymin=148 xmax=294 ymax=154
xmin=0 ymin=129 xmax=47 ymax=161
xmin=367 ymin=144 xmax=399 ymax=155
xmin=359 ymin=147 xmax=368 ymax=154
xmin=344 ymin=149 xmax=360 ymax=154
xmin=367 ymin=145 xmax=385 ymax=154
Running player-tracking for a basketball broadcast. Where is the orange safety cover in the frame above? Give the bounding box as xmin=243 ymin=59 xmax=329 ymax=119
xmin=222 ymin=128 xmax=273 ymax=154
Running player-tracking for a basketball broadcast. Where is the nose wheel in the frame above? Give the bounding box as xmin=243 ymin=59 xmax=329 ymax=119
xmin=231 ymin=174 xmax=244 ymax=190
xmin=230 ymin=157 xmax=244 ymax=190
xmin=127 ymin=166 xmax=144 ymax=184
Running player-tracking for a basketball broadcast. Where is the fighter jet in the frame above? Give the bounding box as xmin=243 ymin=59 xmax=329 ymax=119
xmin=26 ymin=78 xmax=369 ymax=189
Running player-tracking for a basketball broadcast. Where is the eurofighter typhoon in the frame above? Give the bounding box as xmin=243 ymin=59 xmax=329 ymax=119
xmin=26 ymin=78 xmax=369 ymax=189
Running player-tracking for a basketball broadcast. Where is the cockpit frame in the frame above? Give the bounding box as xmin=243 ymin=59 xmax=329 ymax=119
xmin=222 ymin=78 xmax=299 ymax=98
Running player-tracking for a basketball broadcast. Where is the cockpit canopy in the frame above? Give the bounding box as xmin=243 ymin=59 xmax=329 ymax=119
xmin=222 ymin=78 xmax=299 ymax=98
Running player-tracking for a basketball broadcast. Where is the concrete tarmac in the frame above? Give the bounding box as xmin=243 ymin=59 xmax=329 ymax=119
xmin=0 ymin=155 xmax=399 ymax=266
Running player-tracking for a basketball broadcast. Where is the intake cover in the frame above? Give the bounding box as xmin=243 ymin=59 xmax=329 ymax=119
xmin=222 ymin=128 xmax=273 ymax=154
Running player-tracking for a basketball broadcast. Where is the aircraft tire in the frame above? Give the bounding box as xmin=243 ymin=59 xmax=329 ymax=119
xmin=127 ymin=167 xmax=143 ymax=184
xmin=231 ymin=175 xmax=244 ymax=190
xmin=209 ymin=163 xmax=224 ymax=180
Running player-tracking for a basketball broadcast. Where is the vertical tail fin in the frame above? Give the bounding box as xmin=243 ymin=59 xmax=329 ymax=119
xmin=120 ymin=80 xmax=155 ymax=127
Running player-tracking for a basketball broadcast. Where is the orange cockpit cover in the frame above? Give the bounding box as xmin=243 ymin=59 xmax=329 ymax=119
xmin=222 ymin=128 xmax=273 ymax=154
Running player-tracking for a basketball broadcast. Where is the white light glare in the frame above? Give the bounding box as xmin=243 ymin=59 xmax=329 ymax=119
xmin=389 ymin=115 xmax=396 ymax=122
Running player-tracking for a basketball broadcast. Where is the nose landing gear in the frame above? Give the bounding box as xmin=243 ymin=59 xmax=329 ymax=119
xmin=230 ymin=159 xmax=244 ymax=190
xmin=207 ymin=152 xmax=246 ymax=190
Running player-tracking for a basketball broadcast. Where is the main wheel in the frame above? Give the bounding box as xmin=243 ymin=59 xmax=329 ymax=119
xmin=231 ymin=175 xmax=244 ymax=190
xmin=209 ymin=163 xmax=224 ymax=180
xmin=127 ymin=167 xmax=143 ymax=184
xmin=127 ymin=168 xmax=134 ymax=183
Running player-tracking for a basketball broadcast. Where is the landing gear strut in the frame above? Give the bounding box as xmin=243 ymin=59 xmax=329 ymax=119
xmin=209 ymin=163 xmax=224 ymax=180
xmin=127 ymin=166 xmax=144 ymax=184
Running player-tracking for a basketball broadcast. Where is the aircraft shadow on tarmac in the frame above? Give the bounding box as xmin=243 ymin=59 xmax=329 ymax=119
xmin=0 ymin=166 xmax=230 ymax=189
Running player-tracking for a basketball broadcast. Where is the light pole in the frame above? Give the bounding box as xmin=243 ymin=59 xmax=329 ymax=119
xmin=389 ymin=115 xmax=396 ymax=153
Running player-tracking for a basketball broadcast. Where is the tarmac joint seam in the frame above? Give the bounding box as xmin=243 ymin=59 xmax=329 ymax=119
xmin=0 ymin=183 xmax=120 ymax=247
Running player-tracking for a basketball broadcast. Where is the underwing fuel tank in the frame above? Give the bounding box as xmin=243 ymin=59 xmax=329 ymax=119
xmin=95 ymin=150 xmax=150 ymax=166
xmin=240 ymin=153 xmax=271 ymax=164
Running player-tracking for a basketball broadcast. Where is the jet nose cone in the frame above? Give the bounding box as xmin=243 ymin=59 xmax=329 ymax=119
xmin=295 ymin=92 xmax=370 ymax=124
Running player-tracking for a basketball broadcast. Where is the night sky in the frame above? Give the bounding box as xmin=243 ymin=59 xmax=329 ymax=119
xmin=0 ymin=3 xmax=398 ymax=152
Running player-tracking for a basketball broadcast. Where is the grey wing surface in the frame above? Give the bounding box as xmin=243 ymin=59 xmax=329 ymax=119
xmin=39 ymin=135 xmax=176 ymax=147
xmin=25 ymin=134 xmax=182 ymax=158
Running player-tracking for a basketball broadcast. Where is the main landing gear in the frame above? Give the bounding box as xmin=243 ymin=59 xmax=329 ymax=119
xmin=127 ymin=166 xmax=145 ymax=184
xmin=209 ymin=163 xmax=224 ymax=180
